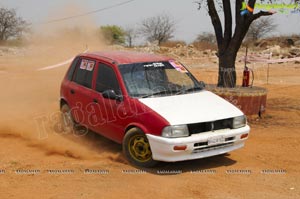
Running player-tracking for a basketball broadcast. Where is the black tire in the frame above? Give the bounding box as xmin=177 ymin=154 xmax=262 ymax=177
xmin=59 ymin=104 xmax=89 ymax=136
xmin=123 ymin=128 xmax=158 ymax=167
xmin=60 ymin=104 xmax=75 ymax=134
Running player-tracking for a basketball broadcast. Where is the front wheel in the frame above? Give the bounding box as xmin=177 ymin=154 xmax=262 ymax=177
xmin=123 ymin=128 xmax=157 ymax=167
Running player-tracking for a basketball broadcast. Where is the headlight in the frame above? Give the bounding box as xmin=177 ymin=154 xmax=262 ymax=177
xmin=233 ymin=115 xmax=247 ymax=129
xmin=162 ymin=125 xmax=189 ymax=138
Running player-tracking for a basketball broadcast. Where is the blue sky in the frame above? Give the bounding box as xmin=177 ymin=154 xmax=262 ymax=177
xmin=0 ymin=0 xmax=299 ymax=43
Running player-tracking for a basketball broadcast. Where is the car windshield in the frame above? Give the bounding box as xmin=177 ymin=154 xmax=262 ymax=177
xmin=118 ymin=60 xmax=202 ymax=98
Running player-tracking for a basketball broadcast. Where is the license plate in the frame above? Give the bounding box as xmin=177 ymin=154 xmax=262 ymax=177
xmin=208 ymin=136 xmax=225 ymax=145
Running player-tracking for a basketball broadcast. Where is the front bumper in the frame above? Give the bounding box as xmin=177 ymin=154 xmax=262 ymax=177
xmin=146 ymin=125 xmax=250 ymax=162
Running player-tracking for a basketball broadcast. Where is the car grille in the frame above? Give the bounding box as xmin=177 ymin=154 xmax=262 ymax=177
xmin=188 ymin=118 xmax=233 ymax=135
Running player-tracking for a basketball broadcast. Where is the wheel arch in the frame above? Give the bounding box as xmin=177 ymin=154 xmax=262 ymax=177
xmin=60 ymin=98 xmax=68 ymax=109
xmin=124 ymin=123 xmax=149 ymax=138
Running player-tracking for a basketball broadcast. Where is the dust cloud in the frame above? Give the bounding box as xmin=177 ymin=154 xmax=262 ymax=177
xmin=0 ymin=2 xmax=115 ymax=161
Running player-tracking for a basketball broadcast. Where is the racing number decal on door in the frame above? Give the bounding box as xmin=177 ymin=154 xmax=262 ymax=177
xmin=80 ymin=59 xmax=88 ymax=70
xmin=86 ymin=61 xmax=95 ymax=71
xmin=80 ymin=59 xmax=95 ymax=71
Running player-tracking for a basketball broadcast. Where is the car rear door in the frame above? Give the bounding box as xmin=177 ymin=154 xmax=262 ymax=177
xmin=67 ymin=57 xmax=97 ymax=126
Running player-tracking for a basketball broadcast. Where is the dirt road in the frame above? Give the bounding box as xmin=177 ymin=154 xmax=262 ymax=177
xmin=0 ymin=43 xmax=299 ymax=199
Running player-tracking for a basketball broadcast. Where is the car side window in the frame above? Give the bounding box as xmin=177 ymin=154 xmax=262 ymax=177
xmin=96 ymin=63 xmax=121 ymax=94
xmin=67 ymin=57 xmax=80 ymax=80
xmin=72 ymin=59 xmax=95 ymax=88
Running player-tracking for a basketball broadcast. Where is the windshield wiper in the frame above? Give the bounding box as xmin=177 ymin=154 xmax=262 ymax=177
xmin=141 ymin=86 xmax=203 ymax=98
xmin=176 ymin=86 xmax=203 ymax=95
xmin=141 ymin=90 xmax=176 ymax=98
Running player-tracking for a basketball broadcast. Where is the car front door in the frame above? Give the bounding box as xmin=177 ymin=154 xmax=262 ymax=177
xmin=86 ymin=62 xmax=126 ymax=143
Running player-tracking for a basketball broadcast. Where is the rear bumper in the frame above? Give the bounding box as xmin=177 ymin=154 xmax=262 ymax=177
xmin=146 ymin=125 xmax=250 ymax=162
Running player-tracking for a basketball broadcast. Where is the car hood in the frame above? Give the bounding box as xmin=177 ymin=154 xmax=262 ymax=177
xmin=138 ymin=90 xmax=243 ymax=125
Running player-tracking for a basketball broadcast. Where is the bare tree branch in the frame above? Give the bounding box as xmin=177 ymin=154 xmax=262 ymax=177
xmin=246 ymin=17 xmax=277 ymax=41
xmin=222 ymin=0 xmax=232 ymax=52
xmin=139 ymin=14 xmax=175 ymax=45
xmin=252 ymin=10 xmax=274 ymax=21
xmin=124 ymin=26 xmax=137 ymax=47
xmin=207 ymin=0 xmax=223 ymax=48
xmin=0 ymin=8 xmax=29 ymax=41
xmin=248 ymin=0 xmax=257 ymax=10
xmin=196 ymin=32 xmax=216 ymax=43
xmin=235 ymin=0 xmax=244 ymax=25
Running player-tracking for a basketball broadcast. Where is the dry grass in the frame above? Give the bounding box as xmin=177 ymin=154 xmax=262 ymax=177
xmin=192 ymin=41 xmax=217 ymax=51
xmin=160 ymin=40 xmax=187 ymax=48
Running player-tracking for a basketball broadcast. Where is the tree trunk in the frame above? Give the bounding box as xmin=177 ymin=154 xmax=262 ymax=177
xmin=218 ymin=52 xmax=237 ymax=88
xmin=0 ymin=29 xmax=6 ymax=41
xmin=128 ymin=37 xmax=132 ymax=47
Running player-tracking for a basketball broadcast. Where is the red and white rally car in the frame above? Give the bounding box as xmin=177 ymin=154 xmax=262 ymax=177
xmin=60 ymin=51 xmax=250 ymax=167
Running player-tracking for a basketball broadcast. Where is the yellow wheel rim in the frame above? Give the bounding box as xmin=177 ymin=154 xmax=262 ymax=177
xmin=128 ymin=135 xmax=152 ymax=163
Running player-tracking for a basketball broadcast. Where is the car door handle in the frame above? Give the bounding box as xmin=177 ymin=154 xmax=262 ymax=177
xmin=70 ymin=89 xmax=75 ymax=94
xmin=93 ymin=99 xmax=98 ymax=104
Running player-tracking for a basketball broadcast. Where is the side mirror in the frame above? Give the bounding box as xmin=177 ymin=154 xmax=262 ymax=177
xmin=102 ymin=90 xmax=123 ymax=101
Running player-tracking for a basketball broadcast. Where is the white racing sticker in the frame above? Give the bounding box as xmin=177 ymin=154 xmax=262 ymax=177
xmin=86 ymin=61 xmax=95 ymax=71
xmin=169 ymin=60 xmax=188 ymax=73
xmin=144 ymin=62 xmax=165 ymax=68
xmin=80 ymin=59 xmax=95 ymax=71
xmin=80 ymin=59 xmax=88 ymax=70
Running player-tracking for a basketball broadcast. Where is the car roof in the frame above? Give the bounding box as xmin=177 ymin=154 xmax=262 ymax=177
xmin=79 ymin=51 xmax=173 ymax=65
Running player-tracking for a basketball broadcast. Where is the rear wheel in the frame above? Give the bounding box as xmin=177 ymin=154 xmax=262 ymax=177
xmin=123 ymin=128 xmax=157 ymax=167
xmin=60 ymin=104 xmax=75 ymax=133
xmin=59 ymin=104 xmax=88 ymax=137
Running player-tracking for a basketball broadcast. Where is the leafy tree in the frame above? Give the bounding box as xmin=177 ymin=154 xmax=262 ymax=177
xmin=195 ymin=0 xmax=288 ymax=87
xmin=139 ymin=14 xmax=176 ymax=45
xmin=100 ymin=25 xmax=125 ymax=45
xmin=246 ymin=17 xmax=277 ymax=41
xmin=0 ymin=7 xmax=29 ymax=41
